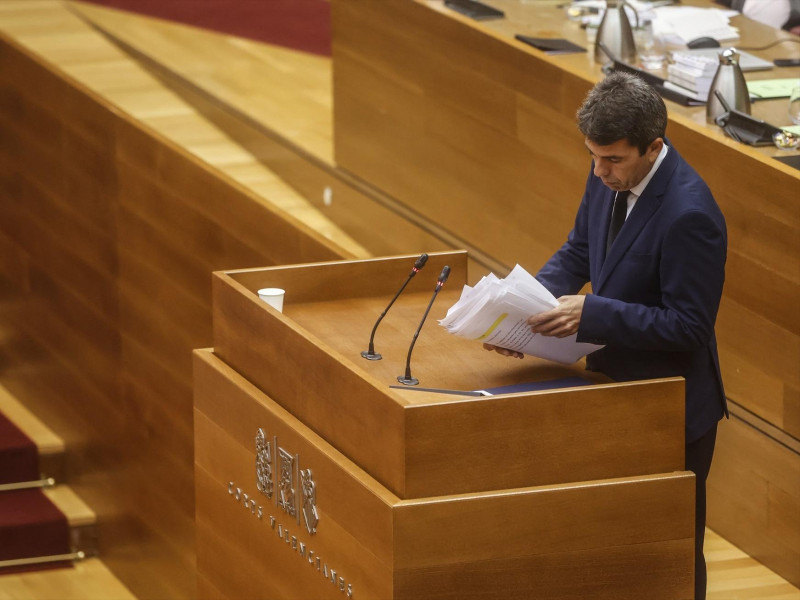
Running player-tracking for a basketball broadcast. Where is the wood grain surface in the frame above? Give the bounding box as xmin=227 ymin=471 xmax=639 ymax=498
xmin=708 ymin=409 xmax=800 ymax=587
xmin=332 ymin=0 xmax=800 ymax=585
xmin=212 ymin=256 xmax=685 ymax=498
xmin=195 ymin=348 xmax=694 ymax=599
xmin=333 ymin=0 xmax=800 ymax=433
xmin=0 ymin=13 xmax=349 ymax=597
xmin=1 ymin=0 xmax=797 ymax=594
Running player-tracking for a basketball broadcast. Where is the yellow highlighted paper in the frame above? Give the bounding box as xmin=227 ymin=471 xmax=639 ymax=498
xmin=477 ymin=313 xmax=508 ymax=341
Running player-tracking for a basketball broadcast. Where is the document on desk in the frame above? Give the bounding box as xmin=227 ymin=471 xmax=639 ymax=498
xmin=747 ymin=79 xmax=799 ymax=100
xmin=439 ymin=264 xmax=604 ymax=364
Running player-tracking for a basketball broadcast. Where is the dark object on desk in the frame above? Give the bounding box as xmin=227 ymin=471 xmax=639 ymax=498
xmin=774 ymin=58 xmax=800 ymax=67
xmin=598 ymin=41 xmax=705 ymax=106
xmin=444 ymin=0 xmax=504 ymax=20
xmin=687 ymin=36 xmax=721 ymax=49
xmin=774 ymin=154 xmax=800 ymax=171
xmin=477 ymin=376 xmax=593 ymax=396
xmin=515 ymin=35 xmax=586 ymax=55
xmin=606 ymin=61 xmax=704 ymax=106
xmin=713 ymin=89 xmax=780 ymax=146
xmin=714 ymin=109 xmax=782 ymax=146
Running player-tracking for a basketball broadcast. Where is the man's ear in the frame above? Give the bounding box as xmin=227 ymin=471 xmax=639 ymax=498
xmin=648 ymin=137 xmax=664 ymax=162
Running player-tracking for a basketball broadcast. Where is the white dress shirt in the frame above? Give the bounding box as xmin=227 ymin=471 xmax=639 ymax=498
xmin=623 ymin=143 xmax=669 ymax=219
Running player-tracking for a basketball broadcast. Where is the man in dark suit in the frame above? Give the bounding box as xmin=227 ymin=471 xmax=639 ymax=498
xmin=486 ymin=72 xmax=728 ymax=600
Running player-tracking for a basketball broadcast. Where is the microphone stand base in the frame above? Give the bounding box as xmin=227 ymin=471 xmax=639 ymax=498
xmin=361 ymin=351 xmax=382 ymax=361
xmin=396 ymin=375 xmax=419 ymax=386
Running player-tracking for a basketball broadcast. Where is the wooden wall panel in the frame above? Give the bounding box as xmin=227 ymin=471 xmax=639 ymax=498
xmin=717 ymin=300 xmax=799 ymax=431
xmin=134 ymin=68 xmax=456 ymax=262
xmin=667 ymin=118 xmax=800 ymax=443
xmin=114 ymin=117 xmax=348 ymax=268
xmin=0 ymin=33 xmax=352 ymax=599
xmin=332 ymin=0 xmax=593 ymax=273
xmin=333 ymin=0 xmax=800 ymax=429
xmin=708 ymin=414 xmax=800 ymax=586
xmin=332 ymin=0 xmax=800 ymax=583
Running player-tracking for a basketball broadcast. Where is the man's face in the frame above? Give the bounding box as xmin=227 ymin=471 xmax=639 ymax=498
xmin=586 ymin=137 xmax=663 ymax=192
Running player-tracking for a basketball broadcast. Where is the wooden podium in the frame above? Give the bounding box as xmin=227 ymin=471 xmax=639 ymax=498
xmin=194 ymin=251 xmax=695 ymax=599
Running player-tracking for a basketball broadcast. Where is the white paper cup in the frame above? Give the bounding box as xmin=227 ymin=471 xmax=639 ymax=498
xmin=257 ymin=288 xmax=285 ymax=312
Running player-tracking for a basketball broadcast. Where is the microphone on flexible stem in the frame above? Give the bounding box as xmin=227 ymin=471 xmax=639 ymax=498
xmin=397 ymin=265 xmax=450 ymax=386
xmin=361 ymin=253 xmax=429 ymax=361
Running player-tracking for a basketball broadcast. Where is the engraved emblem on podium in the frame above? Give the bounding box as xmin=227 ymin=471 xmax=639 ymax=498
xmin=251 ymin=428 xmax=320 ymax=532
xmin=300 ymin=468 xmax=319 ymax=535
xmin=255 ymin=428 xmax=274 ymax=499
xmin=277 ymin=447 xmax=297 ymax=518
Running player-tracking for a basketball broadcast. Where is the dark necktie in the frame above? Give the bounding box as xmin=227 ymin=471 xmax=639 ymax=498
xmin=606 ymin=191 xmax=630 ymax=255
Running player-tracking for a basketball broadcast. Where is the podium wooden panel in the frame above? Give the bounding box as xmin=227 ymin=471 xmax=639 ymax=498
xmin=196 ymin=252 xmax=695 ymax=598
xmin=194 ymin=349 xmax=694 ymax=600
xmin=211 ymin=251 xmax=685 ymax=498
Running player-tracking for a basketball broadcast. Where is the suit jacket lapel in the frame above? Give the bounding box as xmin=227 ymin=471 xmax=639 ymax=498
xmin=595 ymin=147 xmax=679 ymax=292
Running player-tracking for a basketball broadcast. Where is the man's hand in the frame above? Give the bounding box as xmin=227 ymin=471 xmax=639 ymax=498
xmin=527 ymin=295 xmax=585 ymax=338
xmin=482 ymin=343 xmax=523 ymax=359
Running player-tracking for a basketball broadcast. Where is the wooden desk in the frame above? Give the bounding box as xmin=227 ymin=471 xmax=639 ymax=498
xmin=332 ymin=0 xmax=800 ymax=586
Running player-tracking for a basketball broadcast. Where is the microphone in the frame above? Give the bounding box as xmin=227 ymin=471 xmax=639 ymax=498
xmin=397 ymin=265 xmax=450 ymax=386
xmin=361 ymin=253 xmax=429 ymax=360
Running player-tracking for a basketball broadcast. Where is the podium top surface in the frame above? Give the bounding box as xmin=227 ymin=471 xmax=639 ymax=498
xmin=285 ymin=289 xmax=598 ymax=402
xmin=210 ymin=252 xmax=685 ymax=498
xmin=218 ymin=251 xmax=596 ymax=400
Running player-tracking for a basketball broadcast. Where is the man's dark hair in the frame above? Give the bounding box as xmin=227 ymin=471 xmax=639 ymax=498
xmin=577 ymin=72 xmax=667 ymax=154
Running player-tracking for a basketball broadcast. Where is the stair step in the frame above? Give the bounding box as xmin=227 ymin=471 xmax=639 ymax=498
xmin=0 ymin=484 xmax=97 ymax=568
xmin=0 ymin=556 xmax=137 ymax=600
xmin=44 ymin=485 xmax=98 ymax=557
xmin=0 ymin=384 xmax=65 ymax=482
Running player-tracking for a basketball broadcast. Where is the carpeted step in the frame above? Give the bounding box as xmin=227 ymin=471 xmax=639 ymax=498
xmin=0 ymin=387 xmax=92 ymax=574
xmin=0 ymin=489 xmax=71 ymax=558
xmin=75 ymin=0 xmax=332 ymax=56
xmin=0 ymin=385 xmax=65 ymax=483
xmin=0 ymin=489 xmax=72 ymax=573
xmin=0 ymin=406 xmax=39 ymax=485
xmin=0 ymin=484 xmax=97 ymax=575
xmin=45 ymin=485 xmax=99 ymax=559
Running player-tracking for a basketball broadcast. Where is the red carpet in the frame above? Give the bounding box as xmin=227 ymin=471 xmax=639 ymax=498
xmin=0 ymin=410 xmax=38 ymax=484
xmin=77 ymin=0 xmax=332 ymax=56
xmin=0 ymin=411 xmax=71 ymax=574
xmin=0 ymin=490 xmax=71 ymax=573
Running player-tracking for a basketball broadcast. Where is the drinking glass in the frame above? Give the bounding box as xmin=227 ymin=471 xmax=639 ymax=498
xmin=789 ymin=85 xmax=800 ymax=126
xmin=636 ymin=21 xmax=666 ymax=70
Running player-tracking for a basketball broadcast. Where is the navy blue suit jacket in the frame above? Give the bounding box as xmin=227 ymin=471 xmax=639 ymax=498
xmin=536 ymin=145 xmax=728 ymax=442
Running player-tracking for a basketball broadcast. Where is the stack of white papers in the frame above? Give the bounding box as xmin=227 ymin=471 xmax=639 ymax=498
xmin=439 ymin=265 xmax=603 ymax=364
xmin=652 ymin=7 xmax=739 ymax=44
xmin=666 ymin=52 xmax=718 ymax=99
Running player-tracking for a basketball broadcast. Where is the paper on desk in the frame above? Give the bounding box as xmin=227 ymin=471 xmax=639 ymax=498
xmin=652 ymin=7 xmax=739 ymax=44
xmin=439 ymin=264 xmax=603 ymax=364
xmin=748 ymin=79 xmax=800 ymax=99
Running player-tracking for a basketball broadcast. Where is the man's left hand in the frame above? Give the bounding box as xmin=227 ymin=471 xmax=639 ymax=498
xmin=527 ymin=295 xmax=585 ymax=338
